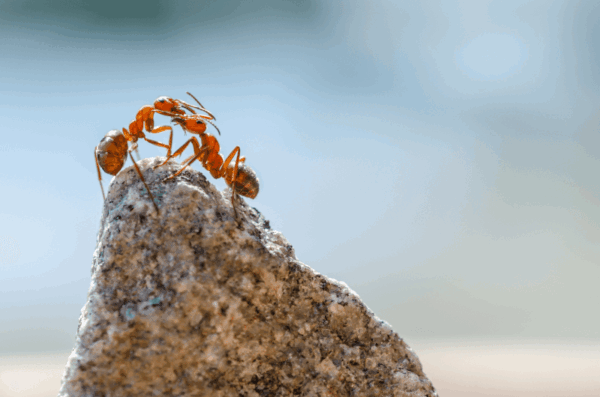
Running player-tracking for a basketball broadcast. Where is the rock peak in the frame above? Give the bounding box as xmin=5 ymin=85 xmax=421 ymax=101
xmin=59 ymin=157 xmax=437 ymax=396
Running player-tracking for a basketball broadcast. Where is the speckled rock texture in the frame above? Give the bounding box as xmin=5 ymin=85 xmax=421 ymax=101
xmin=59 ymin=157 xmax=437 ymax=397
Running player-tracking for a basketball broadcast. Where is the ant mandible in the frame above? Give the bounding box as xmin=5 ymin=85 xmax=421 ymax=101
xmin=153 ymin=112 xmax=259 ymax=217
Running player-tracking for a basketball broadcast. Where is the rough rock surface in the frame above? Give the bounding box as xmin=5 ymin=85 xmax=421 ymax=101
xmin=59 ymin=157 xmax=438 ymax=397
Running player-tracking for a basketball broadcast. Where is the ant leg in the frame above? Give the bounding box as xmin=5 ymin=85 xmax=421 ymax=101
xmin=134 ymin=147 xmax=141 ymax=161
xmin=166 ymin=145 xmax=211 ymax=180
xmin=143 ymin=114 xmax=154 ymax=132
xmin=154 ymin=137 xmax=201 ymax=169
xmin=94 ymin=146 xmax=106 ymax=201
xmin=221 ymin=146 xmax=242 ymax=218
xmin=128 ymin=151 xmax=159 ymax=214
xmin=181 ymin=151 xmax=198 ymax=165
xmin=221 ymin=146 xmax=241 ymax=172
xmin=143 ymin=137 xmax=170 ymax=155
xmin=144 ymin=125 xmax=173 ymax=156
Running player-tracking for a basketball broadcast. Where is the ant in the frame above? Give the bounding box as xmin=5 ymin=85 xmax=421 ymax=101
xmin=94 ymin=93 xmax=218 ymax=213
xmin=95 ymin=129 xmax=160 ymax=213
xmin=153 ymin=112 xmax=259 ymax=217
xmin=95 ymin=93 xmax=226 ymax=215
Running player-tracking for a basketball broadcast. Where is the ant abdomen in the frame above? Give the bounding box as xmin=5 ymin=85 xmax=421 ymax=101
xmin=227 ymin=163 xmax=259 ymax=199
xmin=96 ymin=130 xmax=128 ymax=175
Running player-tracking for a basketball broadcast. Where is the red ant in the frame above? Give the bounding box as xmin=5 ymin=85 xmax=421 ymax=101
xmin=94 ymin=93 xmax=219 ymax=213
xmin=95 ymin=128 xmax=161 ymax=214
xmin=154 ymin=112 xmax=259 ymax=217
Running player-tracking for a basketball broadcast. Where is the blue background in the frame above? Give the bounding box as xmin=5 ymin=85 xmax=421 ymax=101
xmin=1 ymin=0 xmax=599 ymax=356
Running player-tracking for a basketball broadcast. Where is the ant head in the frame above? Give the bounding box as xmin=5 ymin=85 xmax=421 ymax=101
xmin=184 ymin=117 xmax=208 ymax=134
xmin=154 ymin=96 xmax=177 ymax=112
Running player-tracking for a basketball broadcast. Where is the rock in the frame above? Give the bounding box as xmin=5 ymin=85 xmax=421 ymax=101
xmin=58 ymin=157 xmax=438 ymax=396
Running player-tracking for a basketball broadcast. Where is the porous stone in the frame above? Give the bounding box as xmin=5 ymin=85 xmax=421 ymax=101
xmin=58 ymin=157 xmax=438 ymax=396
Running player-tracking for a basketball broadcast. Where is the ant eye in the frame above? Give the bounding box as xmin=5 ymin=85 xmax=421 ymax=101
xmin=196 ymin=120 xmax=205 ymax=125
xmin=159 ymin=99 xmax=165 ymax=103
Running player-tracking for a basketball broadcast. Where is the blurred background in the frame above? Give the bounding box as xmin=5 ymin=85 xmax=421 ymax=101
xmin=0 ymin=0 xmax=599 ymax=395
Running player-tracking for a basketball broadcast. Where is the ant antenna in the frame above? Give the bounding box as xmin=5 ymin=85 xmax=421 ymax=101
xmin=204 ymin=118 xmax=221 ymax=136
xmin=187 ymin=92 xmax=217 ymax=121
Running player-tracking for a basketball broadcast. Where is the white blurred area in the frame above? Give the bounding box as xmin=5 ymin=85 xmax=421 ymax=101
xmin=0 ymin=352 xmax=69 ymax=397
xmin=412 ymin=339 xmax=600 ymax=397
xmin=1 ymin=340 xmax=599 ymax=396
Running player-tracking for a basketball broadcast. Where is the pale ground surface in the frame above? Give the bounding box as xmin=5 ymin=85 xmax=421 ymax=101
xmin=409 ymin=338 xmax=600 ymax=397
xmin=1 ymin=339 xmax=598 ymax=396
xmin=0 ymin=352 xmax=69 ymax=397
